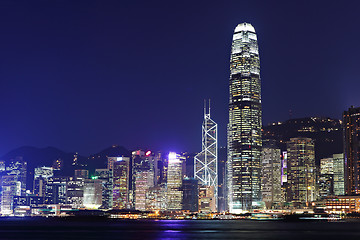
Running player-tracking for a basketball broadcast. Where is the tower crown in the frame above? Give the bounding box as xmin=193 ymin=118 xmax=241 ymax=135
xmin=234 ymin=22 xmax=255 ymax=33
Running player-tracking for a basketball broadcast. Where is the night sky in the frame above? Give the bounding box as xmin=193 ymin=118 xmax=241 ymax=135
xmin=0 ymin=0 xmax=359 ymax=156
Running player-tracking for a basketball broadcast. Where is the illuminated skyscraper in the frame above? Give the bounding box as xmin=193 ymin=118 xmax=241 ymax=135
xmin=83 ymin=179 xmax=102 ymax=209
xmin=95 ymin=168 xmax=113 ymax=209
xmin=261 ymin=142 xmax=281 ymax=209
xmin=194 ymin=100 xmax=218 ymax=210
xmin=108 ymin=157 xmax=130 ymax=209
xmin=33 ymin=166 xmax=53 ymax=197
xmin=167 ymin=152 xmax=184 ymax=210
xmin=287 ymin=138 xmax=316 ymax=206
xmin=227 ymin=23 xmax=262 ymax=212
xmin=135 ymin=170 xmax=154 ymax=211
xmin=343 ymin=106 xmax=360 ymax=195
xmin=333 ymin=153 xmax=345 ymax=195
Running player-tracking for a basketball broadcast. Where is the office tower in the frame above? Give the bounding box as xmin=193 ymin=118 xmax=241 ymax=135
xmin=182 ymin=178 xmax=199 ymax=212
xmin=198 ymin=185 xmax=216 ymax=213
xmin=321 ymin=158 xmax=334 ymax=175
xmin=344 ymin=106 xmax=360 ymax=195
xmin=333 ymin=153 xmax=345 ymax=195
xmin=145 ymin=184 xmax=167 ymax=211
xmin=318 ymin=157 xmax=334 ymax=199
xmin=6 ymin=157 xmax=27 ymax=196
xmin=280 ymin=151 xmax=289 ymax=203
xmin=83 ymin=179 xmax=102 ymax=209
xmin=261 ymin=142 xmax=282 ymax=209
xmin=131 ymin=150 xmax=158 ymax=208
xmin=95 ymin=169 xmax=113 ymax=209
xmin=1 ymin=175 xmax=17 ymax=215
xmin=227 ymin=22 xmax=262 ymax=213
xmin=75 ymin=169 xmax=89 ymax=179
xmin=108 ymin=157 xmax=130 ymax=209
xmin=45 ymin=177 xmax=68 ymax=204
xmin=167 ymin=152 xmax=184 ymax=210
xmin=287 ymin=138 xmax=316 ymax=206
xmin=135 ymin=170 xmax=154 ymax=211
xmin=67 ymin=177 xmax=84 ymax=208
xmin=33 ymin=166 xmax=54 ymax=197
xmin=281 ymin=151 xmax=288 ymax=184
xmin=194 ymin=101 xmax=218 ymax=210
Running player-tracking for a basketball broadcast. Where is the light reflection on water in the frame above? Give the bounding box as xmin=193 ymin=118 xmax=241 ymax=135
xmin=0 ymin=218 xmax=360 ymax=239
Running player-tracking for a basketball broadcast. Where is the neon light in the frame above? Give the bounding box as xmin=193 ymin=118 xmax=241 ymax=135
xmin=145 ymin=151 xmax=151 ymax=156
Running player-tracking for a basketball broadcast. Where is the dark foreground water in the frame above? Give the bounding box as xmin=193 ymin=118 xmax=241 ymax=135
xmin=0 ymin=218 xmax=360 ymax=240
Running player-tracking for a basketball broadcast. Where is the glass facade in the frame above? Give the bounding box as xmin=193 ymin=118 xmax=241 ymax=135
xmin=194 ymin=101 xmax=218 ymax=210
xmin=227 ymin=23 xmax=262 ymax=212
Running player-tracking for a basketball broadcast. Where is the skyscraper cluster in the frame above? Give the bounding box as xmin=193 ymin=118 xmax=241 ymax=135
xmin=0 ymin=22 xmax=359 ymax=217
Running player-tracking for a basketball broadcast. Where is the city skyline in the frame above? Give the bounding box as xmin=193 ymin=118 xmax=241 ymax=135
xmin=1 ymin=1 xmax=360 ymax=158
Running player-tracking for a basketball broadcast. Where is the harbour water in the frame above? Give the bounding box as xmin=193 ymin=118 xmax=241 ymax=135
xmin=1 ymin=218 xmax=360 ymax=240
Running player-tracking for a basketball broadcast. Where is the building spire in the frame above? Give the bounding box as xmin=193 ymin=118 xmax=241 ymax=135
xmin=208 ymin=99 xmax=211 ymax=116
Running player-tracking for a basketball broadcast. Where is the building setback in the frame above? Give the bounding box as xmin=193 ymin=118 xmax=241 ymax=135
xmin=227 ymin=22 xmax=262 ymax=212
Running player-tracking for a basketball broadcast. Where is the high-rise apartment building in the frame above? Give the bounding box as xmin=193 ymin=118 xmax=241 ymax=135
xmin=261 ymin=142 xmax=282 ymax=208
xmin=167 ymin=152 xmax=184 ymax=210
xmin=227 ymin=22 xmax=262 ymax=212
xmin=343 ymin=106 xmax=360 ymax=195
xmin=287 ymin=138 xmax=316 ymax=206
xmin=194 ymin=101 xmax=218 ymax=210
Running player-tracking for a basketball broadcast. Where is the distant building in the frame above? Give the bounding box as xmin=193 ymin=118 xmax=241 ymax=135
xmin=333 ymin=153 xmax=345 ymax=195
xmin=145 ymin=184 xmax=167 ymax=211
xmin=326 ymin=195 xmax=360 ymax=213
xmin=135 ymin=170 xmax=154 ymax=211
xmin=1 ymin=175 xmax=17 ymax=215
xmin=45 ymin=177 xmax=68 ymax=205
xmin=182 ymin=178 xmax=199 ymax=212
xmin=261 ymin=141 xmax=282 ymax=208
xmin=0 ymin=161 xmax=5 ymax=172
xmin=67 ymin=177 xmax=84 ymax=208
xmin=109 ymin=157 xmax=130 ymax=209
xmin=131 ymin=150 xmax=158 ymax=208
xmin=263 ymin=117 xmax=343 ymax=165
xmin=83 ymin=179 xmax=102 ymax=209
xmin=287 ymin=137 xmax=316 ymax=206
xmin=33 ymin=166 xmax=53 ymax=197
xmin=6 ymin=157 xmax=27 ymax=196
xmin=320 ymin=158 xmax=334 ymax=175
xmin=167 ymin=152 xmax=184 ymax=210
xmin=343 ymin=106 xmax=360 ymax=195
xmin=95 ymin=169 xmax=113 ymax=209
xmin=75 ymin=169 xmax=89 ymax=179
xmin=198 ymin=185 xmax=216 ymax=213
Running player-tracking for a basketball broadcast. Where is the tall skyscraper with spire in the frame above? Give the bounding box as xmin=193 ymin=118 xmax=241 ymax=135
xmin=227 ymin=23 xmax=262 ymax=213
xmin=194 ymin=100 xmax=218 ymax=210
